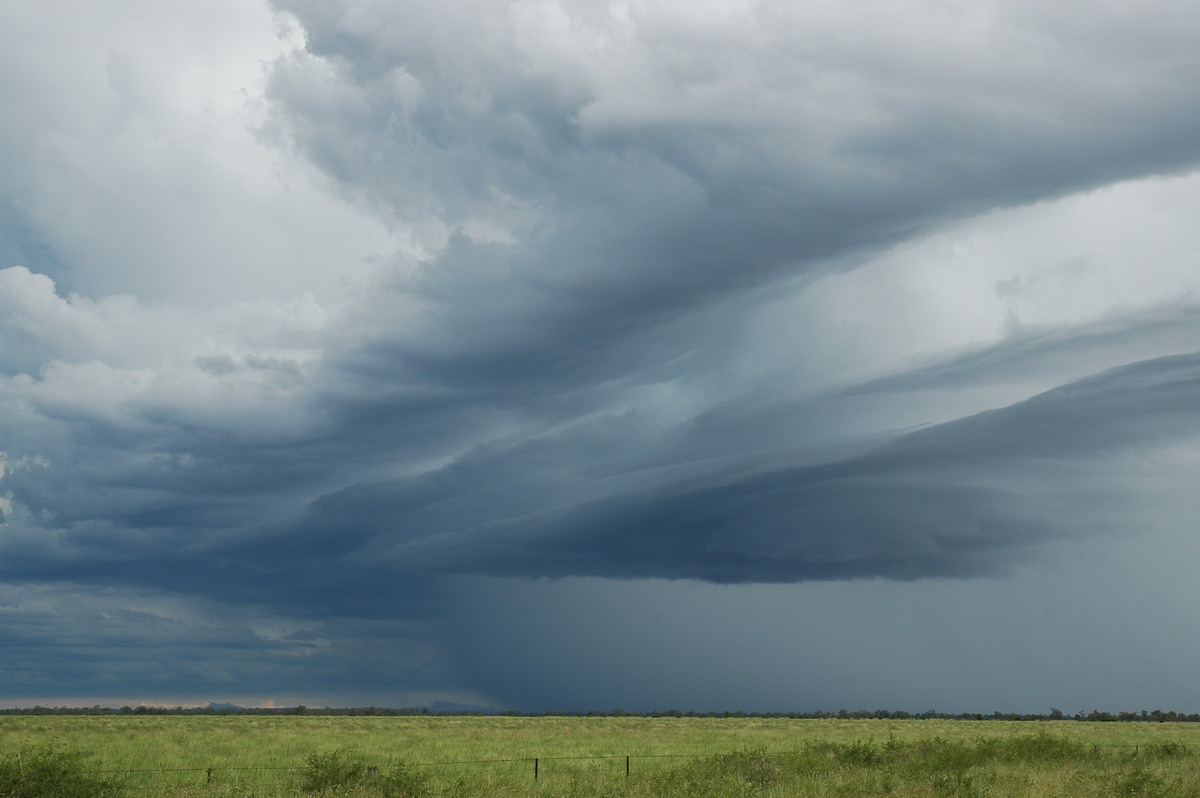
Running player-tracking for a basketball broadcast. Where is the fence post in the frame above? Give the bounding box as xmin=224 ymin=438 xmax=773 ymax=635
xmin=626 ymin=755 xmax=630 ymax=777
xmin=206 ymin=769 xmax=213 ymax=784
xmin=534 ymin=758 xmax=539 ymax=780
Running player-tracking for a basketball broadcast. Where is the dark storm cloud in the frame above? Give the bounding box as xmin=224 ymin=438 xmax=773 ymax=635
xmin=6 ymin=0 xmax=1200 ymax=707
xmin=265 ymin=0 xmax=1200 ymax=393
xmin=337 ymin=350 xmax=1195 ymax=584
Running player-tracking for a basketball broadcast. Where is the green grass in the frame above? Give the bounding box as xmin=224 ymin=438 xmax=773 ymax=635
xmin=2 ymin=716 xmax=1200 ymax=796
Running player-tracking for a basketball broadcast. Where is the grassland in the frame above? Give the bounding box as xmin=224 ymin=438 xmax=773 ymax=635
xmin=3 ymin=715 xmax=1200 ymax=796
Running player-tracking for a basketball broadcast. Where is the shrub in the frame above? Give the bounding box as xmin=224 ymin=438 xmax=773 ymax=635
xmin=294 ymin=748 xmax=428 ymax=797
xmin=708 ymin=747 xmax=782 ymax=791
xmin=1111 ymin=767 xmax=1167 ymax=798
xmin=1146 ymin=742 xmax=1188 ymax=760
xmin=651 ymin=747 xmax=784 ymax=797
xmin=373 ymin=761 xmax=429 ymax=798
xmin=0 ymin=742 xmax=123 ymax=798
xmin=296 ymin=749 xmax=367 ymax=794
xmin=984 ymin=732 xmax=1089 ymax=764
xmin=835 ymin=740 xmax=886 ymax=767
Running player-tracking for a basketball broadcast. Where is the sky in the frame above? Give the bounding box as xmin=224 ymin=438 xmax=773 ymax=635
xmin=2 ymin=0 xmax=1200 ymax=714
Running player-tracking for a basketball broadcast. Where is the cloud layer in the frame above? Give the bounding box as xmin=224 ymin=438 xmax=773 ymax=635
xmin=3 ymin=0 xmax=1200 ymax=710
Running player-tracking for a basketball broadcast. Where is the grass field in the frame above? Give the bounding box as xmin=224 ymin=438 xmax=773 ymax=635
xmin=3 ymin=715 xmax=1200 ymax=796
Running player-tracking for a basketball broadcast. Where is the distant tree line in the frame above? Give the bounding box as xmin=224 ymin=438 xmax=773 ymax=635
xmin=3 ymin=705 xmax=1200 ymax=722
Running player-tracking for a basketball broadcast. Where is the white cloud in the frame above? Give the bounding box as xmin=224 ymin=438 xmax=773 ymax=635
xmin=762 ymin=171 xmax=1200 ymax=393
xmin=0 ymin=0 xmax=398 ymax=308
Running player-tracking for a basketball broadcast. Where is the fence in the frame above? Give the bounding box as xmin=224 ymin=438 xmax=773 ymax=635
xmin=83 ymin=742 xmax=1200 ymax=791
xmin=93 ymin=751 xmax=700 ymax=791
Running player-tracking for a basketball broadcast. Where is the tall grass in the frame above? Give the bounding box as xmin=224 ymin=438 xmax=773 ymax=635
xmin=2 ymin=717 xmax=1199 ymax=796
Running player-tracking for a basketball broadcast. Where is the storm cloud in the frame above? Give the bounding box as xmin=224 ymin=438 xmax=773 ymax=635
xmin=3 ymin=0 xmax=1200 ymax=711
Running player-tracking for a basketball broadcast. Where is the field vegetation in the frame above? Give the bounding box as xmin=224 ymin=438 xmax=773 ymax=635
xmin=2 ymin=715 xmax=1200 ymax=796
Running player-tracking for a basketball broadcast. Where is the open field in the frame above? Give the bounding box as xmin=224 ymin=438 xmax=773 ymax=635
xmin=4 ymin=715 xmax=1200 ymax=796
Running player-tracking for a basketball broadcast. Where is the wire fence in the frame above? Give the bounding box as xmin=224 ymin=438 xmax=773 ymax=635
xmin=88 ymin=751 xmax=706 ymax=791
xmin=86 ymin=743 xmax=1198 ymax=791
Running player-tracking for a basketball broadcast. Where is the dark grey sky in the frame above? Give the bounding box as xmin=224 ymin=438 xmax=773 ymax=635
xmin=3 ymin=0 xmax=1200 ymax=712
